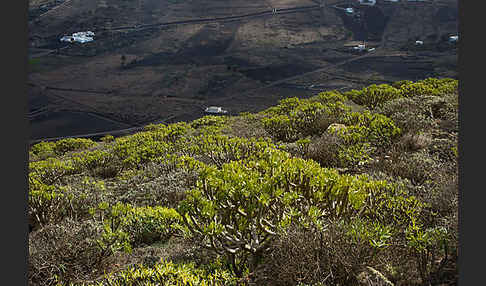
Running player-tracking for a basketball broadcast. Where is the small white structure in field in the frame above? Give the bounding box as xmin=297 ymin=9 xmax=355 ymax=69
xmin=359 ymin=0 xmax=376 ymax=6
xmin=353 ymin=44 xmax=366 ymax=51
xmin=368 ymin=47 xmax=376 ymax=52
xmin=60 ymin=35 xmax=74 ymax=43
xmin=73 ymin=36 xmax=94 ymax=43
xmin=60 ymin=31 xmax=95 ymax=43
xmin=449 ymin=35 xmax=458 ymax=43
xmin=204 ymin=106 xmax=228 ymax=115
xmin=345 ymin=8 xmax=354 ymax=14
xmin=415 ymin=40 xmax=424 ymax=45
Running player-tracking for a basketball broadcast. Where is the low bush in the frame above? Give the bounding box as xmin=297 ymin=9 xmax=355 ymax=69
xmin=262 ymin=96 xmax=350 ymax=142
xmin=192 ymin=134 xmax=274 ymax=167
xmin=306 ymin=132 xmax=344 ymax=168
xmin=28 ymin=219 xmax=104 ymax=286
xmin=72 ymin=149 xmax=121 ymax=178
xmin=376 ymin=150 xmax=444 ymax=185
xmin=341 ymin=111 xmax=402 ymax=148
xmin=30 ymin=141 xmax=56 ymax=160
xmin=29 ymin=158 xmax=78 ymax=185
xmin=79 ymin=260 xmax=238 ymax=286
xmin=397 ymin=132 xmax=433 ymax=152
xmin=376 ymin=97 xmax=437 ymax=134
xmin=112 ymin=165 xmax=194 ymax=208
xmin=398 ymin=78 xmax=457 ymax=98
xmin=89 ymin=203 xmax=186 ymax=257
xmin=112 ymin=133 xmax=171 ymax=170
xmin=100 ymin=134 xmax=114 ymax=143
xmin=30 ymin=138 xmax=97 ymax=160
xmin=191 ymin=115 xmax=227 ymax=130
xmin=53 ymin=138 xmax=97 ymax=155
xmin=29 ymin=176 xmax=68 ymax=229
xmin=29 ymin=175 xmax=108 ymax=230
xmin=344 ymin=84 xmax=403 ymax=110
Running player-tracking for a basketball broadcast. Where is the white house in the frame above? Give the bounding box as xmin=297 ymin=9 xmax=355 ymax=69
xmin=204 ymin=106 xmax=228 ymax=115
xmin=73 ymin=36 xmax=94 ymax=43
xmin=449 ymin=35 xmax=458 ymax=43
xmin=73 ymin=31 xmax=95 ymax=37
xmin=60 ymin=35 xmax=74 ymax=43
xmin=358 ymin=0 xmax=376 ymax=6
xmin=353 ymin=44 xmax=366 ymax=51
xmin=60 ymin=31 xmax=95 ymax=44
xmin=415 ymin=40 xmax=424 ymax=45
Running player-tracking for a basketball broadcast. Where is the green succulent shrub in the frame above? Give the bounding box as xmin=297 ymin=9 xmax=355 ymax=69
xmin=192 ymin=134 xmax=274 ymax=167
xmin=307 ymin=110 xmax=401 ymax=169
xmin=30 ymin=141 xmax=56 ymax=160
xmin=100 ymin=134 xmax=114 ymax=143
xmin=29 ymin=174 xmax=108 ymax=230
xmin=176 ymin=147 xmax=403 ymax=276
xmin=398 ymin=78 xmax=457 ymax=98
xmin=29 ymin=175 xmax=67 ymax=229
xmin=30 ymin=138 xmax=96 ymax=160
xmin=89 ymin=203 xmax=186 ymax=258
xmin=343 ymin=78 xmax=457 ymax=112
xmin=72 ymin=149 xmax=121 ymax=178
xmin=80 ymin=260 xmax=238 ymax=286
xmin=405 ymin=222 xmax=450 ymax=285
xmin=52 ymin=138 xmax=97 ymax=155
xmin=29 ymin=158 xmax=78 ymax=185
xmin=311 ymin=90 xmax=349 ymax=105
xmin=112 ymin=133 xmax=170 ymax=170
xmin=191 ymin=115 xmax=228 ymax=130
xmin=262 ymin=96 xmax=351 ymax=142
xmin=344 ymin=84 xmax=403 ymax=110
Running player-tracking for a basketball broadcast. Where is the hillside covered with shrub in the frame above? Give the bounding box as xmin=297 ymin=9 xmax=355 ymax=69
xmin=28 ymin=78 xmax=458 ymax=286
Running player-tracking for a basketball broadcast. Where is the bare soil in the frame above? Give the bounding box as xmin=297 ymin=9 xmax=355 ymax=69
xmin=29 ymin=110 xmax=132 ymax=139
xmin=27 ymin=0 xmax=458 ymax=140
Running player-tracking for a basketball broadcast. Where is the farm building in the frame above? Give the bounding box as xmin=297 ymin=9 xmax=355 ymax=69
xmin=358 ymin=0 xmax=376 ymax=6
xmin=60 ymin=31 xmax=95 ymax=43
xmin=204 ymin=106 xmax=228 ymax=115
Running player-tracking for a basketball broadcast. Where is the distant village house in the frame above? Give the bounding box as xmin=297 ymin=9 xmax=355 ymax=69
xmin=358 ymin=0 xmax=376 ymax=6
xmin=204 ymin=106 xmax=228 ymax=115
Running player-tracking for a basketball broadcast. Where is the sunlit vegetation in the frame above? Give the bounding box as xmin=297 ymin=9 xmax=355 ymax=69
xmin=28 ymin=78 xmax=458 ymax=286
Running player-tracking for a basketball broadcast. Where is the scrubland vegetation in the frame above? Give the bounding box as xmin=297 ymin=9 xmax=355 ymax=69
xmin=28 ymin=78 xmax=458 ymax=286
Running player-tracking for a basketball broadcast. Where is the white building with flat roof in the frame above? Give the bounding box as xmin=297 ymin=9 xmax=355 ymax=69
xmin=204 ymin=106 xmax=228 ymax=115
xmin=353 ymin=44 xmax=366 ymax=51
xmin=359 ymin=0 xmax=376 ymax=6
xmin=60 ymin=31 xmax=95 ymax=44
